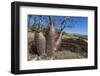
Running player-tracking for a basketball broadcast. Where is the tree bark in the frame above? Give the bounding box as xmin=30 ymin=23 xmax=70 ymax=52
xmin=46 ymin=17 xmax=56 ymax=57
xmin=55 ymin=31 xmax=63 ymax=51
xmin=34 ymin=16 xmax=46 ymax=56
xmin=34 ymin=31 xmax=46 ymax=56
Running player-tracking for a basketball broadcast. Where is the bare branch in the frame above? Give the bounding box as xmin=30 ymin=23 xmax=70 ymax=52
xmin=60 ymin=16 xmax=74 ymax=31
xmin=34 ymin=16 xmax=37 ymax=25
xmin=39 ymin=16 xmax=42 ymax=25
xmin=48 ymin=16 xmax=52 ymax=25
xmin=28 ymin=15 xmax=32 ymax=27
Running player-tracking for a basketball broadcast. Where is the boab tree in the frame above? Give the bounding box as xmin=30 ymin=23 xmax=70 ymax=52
xmin=46 ymin=16 xmax=56 ymax=58
xmin=34 ymin=16 xmax=46 ymax=57
xmin=55 ymin=17 xmax=70 ymax=51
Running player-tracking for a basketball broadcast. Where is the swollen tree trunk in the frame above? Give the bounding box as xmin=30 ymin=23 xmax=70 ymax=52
xmin=55 ymin=31 xmax=63 ymax=51
xmin=34 ymin=16 xmax=46 ymax=56
xmin=46 ymin=17 xmax=56 ymax=57
xmin=34 ymin=30 xmax=46 ymax=56
xmin=55 ymin=17 xmax=67 ymax=51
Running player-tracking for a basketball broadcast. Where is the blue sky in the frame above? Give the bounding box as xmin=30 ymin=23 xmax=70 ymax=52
xmin=28 ymin=15 xmax=88 ymax=35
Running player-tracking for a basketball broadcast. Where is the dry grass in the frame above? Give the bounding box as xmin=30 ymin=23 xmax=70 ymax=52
xmin=28 ymin=50 xmax=87 ymax=61
xmin=28 ymin=32 xmax=34 ymax=43
xmin=28 ymin=32 xmax=87 ymax=61
xmin=54 ymin=50 xmax=86 ymax=60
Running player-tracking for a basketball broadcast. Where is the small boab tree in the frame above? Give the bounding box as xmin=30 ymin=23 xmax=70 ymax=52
xmin=28 ymin=15 xmax=32 ymax=31
xmin=55 ymin=17 xmax=71 ymax=51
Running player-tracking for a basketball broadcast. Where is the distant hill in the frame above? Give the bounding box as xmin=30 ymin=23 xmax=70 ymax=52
xmin=62 ymin=32 xmax=88 ymax=40
xmin=79 ymin=35 xmax=88 ymax=40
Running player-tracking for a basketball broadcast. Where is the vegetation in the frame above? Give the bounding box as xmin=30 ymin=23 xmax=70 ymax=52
xmin=27 ymin=15 xmax=88 ymax=61
xmin=28 ymin=31 xmax=87 ymax=61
